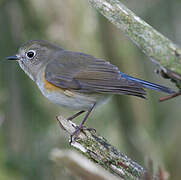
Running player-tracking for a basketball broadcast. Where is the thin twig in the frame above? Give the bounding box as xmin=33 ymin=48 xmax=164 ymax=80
xmin=159 ymin=91 xmax=181 ymax=102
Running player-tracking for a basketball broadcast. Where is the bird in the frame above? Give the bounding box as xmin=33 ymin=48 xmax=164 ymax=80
xmin=7 ymin=40 xmax=174 ymax=140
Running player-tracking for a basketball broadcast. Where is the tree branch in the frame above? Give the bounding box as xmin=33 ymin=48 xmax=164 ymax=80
xmin=88 ymin=0 xmax=181 ymax=88
xmin=50 ymin=149 xmax=120 ymax=180
xmin=55 ymin=116 xmax=148 ymax=179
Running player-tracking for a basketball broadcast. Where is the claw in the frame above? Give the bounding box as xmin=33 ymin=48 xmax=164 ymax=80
xmin=69 ymin=125 xmax=96 ymax=144
xmin=70 ymin=125 xmax=82 ymax=144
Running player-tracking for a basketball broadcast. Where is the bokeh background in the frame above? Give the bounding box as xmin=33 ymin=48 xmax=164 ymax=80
xmin=0 ymin=0 xmax=181 ymax=179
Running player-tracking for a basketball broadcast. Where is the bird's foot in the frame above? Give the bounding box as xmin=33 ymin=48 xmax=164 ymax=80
xmin=70 ymin=125 xmax=96 ymax=144
xmin=70 ymin=125 xmax=82 ymax=144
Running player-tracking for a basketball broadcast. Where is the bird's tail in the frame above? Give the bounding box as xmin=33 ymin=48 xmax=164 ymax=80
xmin=120 ymin=73 xmax=175 ymax=94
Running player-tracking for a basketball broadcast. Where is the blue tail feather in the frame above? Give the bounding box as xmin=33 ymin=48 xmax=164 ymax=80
xmin=120 ymin=73 xmax=175 ymax=94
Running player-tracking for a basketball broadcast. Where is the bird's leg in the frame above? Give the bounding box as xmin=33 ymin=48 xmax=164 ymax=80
xmin=67 ymin=110 xmax=85 ymax=121
xmin=70 ymin=103 xmax=96 ymax=143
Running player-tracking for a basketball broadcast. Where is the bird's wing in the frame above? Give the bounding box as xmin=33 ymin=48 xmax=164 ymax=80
xmin=45 ymin=51 xmax=146 ymax=98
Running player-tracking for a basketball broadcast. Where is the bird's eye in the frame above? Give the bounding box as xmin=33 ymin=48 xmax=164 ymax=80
xmin=26 ymin=50 xmax=36 ymax=59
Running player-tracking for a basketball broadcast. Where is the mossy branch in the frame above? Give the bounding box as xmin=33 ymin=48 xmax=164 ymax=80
xmin=88 ymin=0 xmax=181 ymax=88
xmin=54 ymin=116 xmax=148 ymax=179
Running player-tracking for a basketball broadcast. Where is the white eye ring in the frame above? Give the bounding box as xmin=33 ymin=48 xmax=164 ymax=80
xmin=26 ymin=50 xmax=36 ymax=59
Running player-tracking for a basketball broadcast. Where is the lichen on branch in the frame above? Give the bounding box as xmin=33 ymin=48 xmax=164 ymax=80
xmin=55 ymin=116 xmax=148 ymax=179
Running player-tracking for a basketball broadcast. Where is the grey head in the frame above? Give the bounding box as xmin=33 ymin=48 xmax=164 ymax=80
xmin=7 ymin=40 xmax=64 ymax=81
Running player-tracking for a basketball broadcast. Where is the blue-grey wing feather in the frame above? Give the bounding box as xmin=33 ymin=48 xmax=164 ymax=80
xmin=45 ymin=51 xmax=146 ymax=98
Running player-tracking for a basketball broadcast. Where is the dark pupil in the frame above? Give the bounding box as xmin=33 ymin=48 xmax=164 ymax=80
xmin=27 ymin=51 xmax=34 ymax=58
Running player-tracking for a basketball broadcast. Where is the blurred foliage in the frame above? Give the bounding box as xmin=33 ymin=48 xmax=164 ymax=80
xmin=0 ymin=0 xmax=181 ymax=179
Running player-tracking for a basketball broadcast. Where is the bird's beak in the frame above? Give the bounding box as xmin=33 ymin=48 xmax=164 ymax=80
xmin=6 ymin=55 xmax=19 ymax=61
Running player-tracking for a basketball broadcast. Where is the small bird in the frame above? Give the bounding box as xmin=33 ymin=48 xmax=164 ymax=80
xmin=7 ymin=40 xmax=174 ymax=140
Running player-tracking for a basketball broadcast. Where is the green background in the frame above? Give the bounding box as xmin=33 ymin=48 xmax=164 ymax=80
xmin=0 ymin=0 xmax=181 ymax=179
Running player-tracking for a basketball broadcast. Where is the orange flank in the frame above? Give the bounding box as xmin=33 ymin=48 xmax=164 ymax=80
xmin=42 ymin=75 xmax=74 ymax=97
xmin=43 ymin=76 xmax=63 ymax=92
